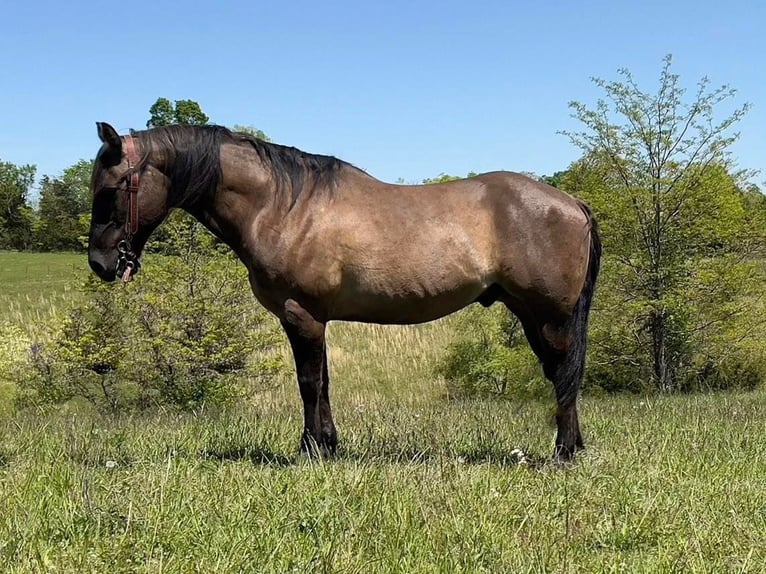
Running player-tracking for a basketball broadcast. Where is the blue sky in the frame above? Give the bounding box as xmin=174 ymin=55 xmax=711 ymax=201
xmin=1 ymin=0 xmax=764 ymax=191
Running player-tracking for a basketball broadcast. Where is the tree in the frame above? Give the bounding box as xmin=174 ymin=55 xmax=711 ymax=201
xmin=231 ymin=124 xmax=271 ymax=142
xmin=0 ymin=159 xmax=36 ymax=250
xmin=35 ymin=160 xmax=93 ymax=251
xmin=174 ymin=99 xmax=210 ymax=126
xmin=146 ymin=97 xmax=209 ymax=128
xmin=421 ymin=172 xmax=477 ymax=184
xmin=146 ymin=97 xmax=175 ymax=128
xmin=562 ymin=55 xmax=760 ymax=391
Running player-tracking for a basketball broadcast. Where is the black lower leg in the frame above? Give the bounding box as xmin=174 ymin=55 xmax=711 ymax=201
xmin=554 ymin=402 xmax=583 ymax=462
xmin=282 ymin=300 xmax=329 ymax=457
xmin=318 ymin=346 xmax=337 ymax=454
xmin=542 ymin=343 xmax=585 ymax=463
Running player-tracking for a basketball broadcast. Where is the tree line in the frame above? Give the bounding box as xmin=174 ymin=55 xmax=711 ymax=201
xmin=4 ymin=56 xmax=766 ymax=405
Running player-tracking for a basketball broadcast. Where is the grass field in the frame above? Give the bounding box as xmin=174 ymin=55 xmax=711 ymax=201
xmin=1 ymin=252 xmax=765 ymax=572
xmin=0 ymin=251 xmax=87 ymax=328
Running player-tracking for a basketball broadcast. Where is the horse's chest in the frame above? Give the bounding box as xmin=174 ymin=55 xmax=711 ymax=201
xmin=244 ymin=252 xmax=342 ymax=317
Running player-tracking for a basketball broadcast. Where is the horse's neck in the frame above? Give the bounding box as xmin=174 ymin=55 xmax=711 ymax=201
xmin=184 ymin=145 xmax=280 ymax=257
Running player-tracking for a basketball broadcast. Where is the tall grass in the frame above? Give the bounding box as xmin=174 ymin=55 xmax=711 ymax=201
xmin=1 ymin=252 xmax=764 ymax=572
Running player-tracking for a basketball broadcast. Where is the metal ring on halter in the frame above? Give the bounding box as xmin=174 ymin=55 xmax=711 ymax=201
xmin=116 ymin=238 xmax=140 ymax=281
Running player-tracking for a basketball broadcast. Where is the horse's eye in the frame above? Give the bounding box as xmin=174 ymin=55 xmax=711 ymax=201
xmin=91 ymin=187 xmax=120 ymax=224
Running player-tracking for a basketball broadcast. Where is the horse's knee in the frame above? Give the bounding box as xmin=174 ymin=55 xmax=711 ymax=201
xmin=284 ymin=299 xmax=324 ymax=339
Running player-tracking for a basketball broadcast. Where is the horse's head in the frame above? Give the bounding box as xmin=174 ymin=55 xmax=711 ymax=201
xmin=88 ymin=122 xmax=170 ymax=282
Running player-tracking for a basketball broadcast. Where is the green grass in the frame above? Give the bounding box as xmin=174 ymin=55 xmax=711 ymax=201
xmin=1 ymin=252 xmax=765 ymax=572
xmin=0 ymin=251 xmax=87 ymax=328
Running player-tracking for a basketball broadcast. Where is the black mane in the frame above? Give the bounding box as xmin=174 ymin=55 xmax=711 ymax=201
xmin=235 ymin=132 xmax=350 ymax=207
xmin=134 ymin=124 xmax=352 ymax=209
xmin=135 ymin=124 xmax=225 ymax=209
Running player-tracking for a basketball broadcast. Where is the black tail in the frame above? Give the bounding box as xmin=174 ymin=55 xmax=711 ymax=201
xmin=549 ymin=201 xmax=602 ymax=406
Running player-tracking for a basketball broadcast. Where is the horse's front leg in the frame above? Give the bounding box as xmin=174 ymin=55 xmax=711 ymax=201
xmin=281 ymin=299 xmax=336 ymax=457
xmin=319 ymin=342 xmax=338 ymax=453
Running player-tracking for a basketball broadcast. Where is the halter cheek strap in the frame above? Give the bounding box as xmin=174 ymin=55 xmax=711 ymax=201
xmin=117 ymin=135 xmax=142 ymax=282
xmin=123 ymin=135 xmax=140 ymax=237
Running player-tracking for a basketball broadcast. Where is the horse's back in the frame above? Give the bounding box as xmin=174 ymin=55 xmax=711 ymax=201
xmin=305 ymin=170 xmax=590 ymax=323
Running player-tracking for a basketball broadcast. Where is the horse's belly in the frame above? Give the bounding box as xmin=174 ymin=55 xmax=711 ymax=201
xmin=330 ymin=271 xmax=487 ymax=324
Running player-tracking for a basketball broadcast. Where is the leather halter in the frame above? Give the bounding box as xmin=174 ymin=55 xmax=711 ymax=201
xmin=123 ymin=135 xmax=140 ymax=237
xmin=116 ymin=135 xmax=142 ymax=282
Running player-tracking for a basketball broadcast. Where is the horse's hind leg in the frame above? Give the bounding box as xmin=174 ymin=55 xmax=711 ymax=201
xmin=539 ymin=320 xmax=586 ymax=462
xmin=513 ymin=308 xmax=586 ymax=463
xmin=282 ymin=299 xmax=337 ymax=457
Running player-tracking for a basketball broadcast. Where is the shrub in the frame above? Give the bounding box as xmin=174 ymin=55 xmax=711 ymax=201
xmin=438 ymin=254 xmax=766 ymax=398
xmin=127 ymin=251 xmax=283 ymax=409
xmin=17 ymin=253 xmax=284 ymax=412
xmin=16 ymin=279 xmax=134 ymax=411
xmin=582 ymin=255 xmax=766 ymax=394
xmin=438 ymin=305 xmax=548 ymax=400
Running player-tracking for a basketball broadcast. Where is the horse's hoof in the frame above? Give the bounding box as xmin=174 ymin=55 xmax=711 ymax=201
xmin=553 ymin=443 xmax=581 ymax=465
xmin=299 ymin=432 xmax=338 ymax=459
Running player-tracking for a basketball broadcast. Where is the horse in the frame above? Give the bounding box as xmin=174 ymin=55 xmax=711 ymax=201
xmin=87 ymin=122 xmax=601 ymax=462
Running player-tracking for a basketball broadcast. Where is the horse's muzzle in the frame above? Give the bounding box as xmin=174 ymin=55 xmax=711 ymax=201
xmin=89 ymin=254 xmax=117 ymax=282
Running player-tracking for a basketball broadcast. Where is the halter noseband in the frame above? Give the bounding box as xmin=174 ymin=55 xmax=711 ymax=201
xmin=116 ymin=135 xmax=141 ymax=282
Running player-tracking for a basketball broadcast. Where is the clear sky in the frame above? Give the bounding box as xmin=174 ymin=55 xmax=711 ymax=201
xmin=1 ymin=0 xmax=763 ymax=190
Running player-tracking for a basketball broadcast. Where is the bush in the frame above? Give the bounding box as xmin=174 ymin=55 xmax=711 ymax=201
xmin=128 ymin=251 xmax=283 ymax=409
xmin=438 ymin=305 xmax=548 ymax=400
xmin=16 ymin=280 xmax=135 ymax=411
xmin=437 ymin=254 xmax=766 ymax=399
xmin=583 ymin=255 xmax=766 ymax=394
xmin=17 ymin=252 xmax=284 ymax=412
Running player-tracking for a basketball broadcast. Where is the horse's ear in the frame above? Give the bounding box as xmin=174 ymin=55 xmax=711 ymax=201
xmin=96 ymin=122 xmax=122 ymax=152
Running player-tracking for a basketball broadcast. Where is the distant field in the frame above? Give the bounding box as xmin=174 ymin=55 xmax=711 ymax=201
xmin=0 ymin=251 xmax=764 ymax=572
xmin=0 ymin=251 xmax=87 ymax=327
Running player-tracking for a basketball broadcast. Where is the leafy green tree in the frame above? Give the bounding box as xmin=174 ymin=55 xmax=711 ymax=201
xmin=539 ymin=171 xmax=567 ymax=189
xmin=0 ymin=159 xmax=36 ymax=250
xmin=740 ymin=183 xmax=766 ymax=252
xmin=422 ymin=172 xmax=477 ymax=184
xmin=146 ymin=97 xmax=209 ymax=128
xmin=147 ymin=97 xmax=175 ymax=128
xmin=35 ymin=160 xmax=93 ymax=251
xmin=561 ymin=55 xmax=761 ymax=391
xmin=174 ymin=99 xmax=210 ymax=126
xmin=231 ymin=124 xmax=271 ymax=142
